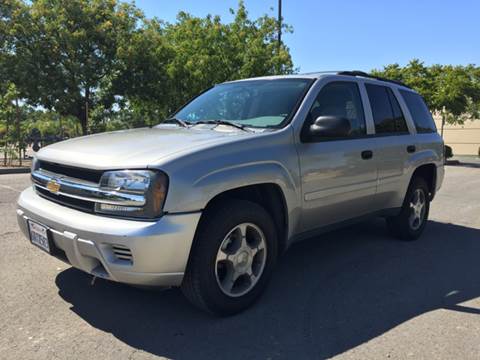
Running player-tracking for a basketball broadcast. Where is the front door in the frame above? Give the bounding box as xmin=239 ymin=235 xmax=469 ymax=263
xmin=296 ymin=80 xmax=379 ymax=232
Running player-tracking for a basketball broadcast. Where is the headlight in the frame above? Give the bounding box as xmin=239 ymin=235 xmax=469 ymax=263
xmin=95 ymin=170 xmax=168 ymax=219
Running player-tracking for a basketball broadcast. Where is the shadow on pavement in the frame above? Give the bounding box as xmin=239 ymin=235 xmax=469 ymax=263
xmin=55 ymin=220 xmax=480 ymax=359
xmin=447 ymin=157 xmax=480 ymax=169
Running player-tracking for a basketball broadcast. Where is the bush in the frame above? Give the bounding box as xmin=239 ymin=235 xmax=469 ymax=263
xmin=444 ymin=145 xmax=453 ymax=159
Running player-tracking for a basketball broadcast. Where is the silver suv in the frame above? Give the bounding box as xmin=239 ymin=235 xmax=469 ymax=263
xmin=17 ymin=71 xmax=444 ymax=315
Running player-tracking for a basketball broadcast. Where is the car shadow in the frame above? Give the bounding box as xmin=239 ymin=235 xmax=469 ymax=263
xmin=55 ymin=220 xmax=480 ymax=359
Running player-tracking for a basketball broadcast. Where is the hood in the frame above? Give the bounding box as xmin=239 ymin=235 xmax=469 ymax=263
xmin=36 ymin=125 xmax=254 ymax=169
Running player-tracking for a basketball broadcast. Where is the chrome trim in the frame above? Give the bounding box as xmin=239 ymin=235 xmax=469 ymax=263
xmin=31 ymin=169 xmax=146 ymax=206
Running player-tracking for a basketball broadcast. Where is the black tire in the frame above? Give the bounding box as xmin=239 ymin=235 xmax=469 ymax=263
xmin=387 ymin=177 xmax=430 ymax=241
xmin=181 ymin=199 xmax=278 ymax=316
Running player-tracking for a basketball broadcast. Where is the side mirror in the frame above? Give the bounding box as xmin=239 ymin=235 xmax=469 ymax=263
xmin=309 ymin=116 xmax=351 ymax=138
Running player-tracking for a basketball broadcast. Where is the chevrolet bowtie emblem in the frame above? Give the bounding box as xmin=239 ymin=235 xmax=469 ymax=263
xmin=46 ymin=179 xmax=61 ymax=194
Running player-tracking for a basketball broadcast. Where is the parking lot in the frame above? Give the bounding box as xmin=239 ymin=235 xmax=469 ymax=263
xmin=1 ymin=166 xmax=479 ymax=360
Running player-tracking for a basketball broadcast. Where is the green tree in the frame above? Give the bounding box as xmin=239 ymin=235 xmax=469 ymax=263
xmin=1 ymin=1 xmax=28 ymax=164
xmin=0 ymin=83 xmax=25 ymax=165
xmin=1 ymin=0 xmax=296 ymax=137
xmin=24 ymin=110 xmax=81 ymax=140
xmin=161 ymin=2 xmax=294 ymax=113
xmin=110 ymin=1 xmax=295 ymax=122
xmin=8 ymin=0 xmax=144 ymax=135
xmin=110 ymin=18 xmax=174 ymax=125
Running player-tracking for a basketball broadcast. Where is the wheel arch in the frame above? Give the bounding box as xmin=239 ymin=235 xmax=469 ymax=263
xmin=410 ymin=163 xmax=437 ymax=200
xmin=197 ymin=183 xmax=290 ymax=255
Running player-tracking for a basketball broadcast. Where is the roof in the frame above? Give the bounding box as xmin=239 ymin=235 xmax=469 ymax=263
xmin=225 ymin=71 xmax=412 ymax=90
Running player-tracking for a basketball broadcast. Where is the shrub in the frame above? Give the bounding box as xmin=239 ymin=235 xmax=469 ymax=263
xmin=444 ymin=145 xmax=453 ymax=159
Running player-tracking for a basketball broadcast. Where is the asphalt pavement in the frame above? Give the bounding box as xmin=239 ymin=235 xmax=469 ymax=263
xmin=0 ymin=166 xmax=479 ymax=360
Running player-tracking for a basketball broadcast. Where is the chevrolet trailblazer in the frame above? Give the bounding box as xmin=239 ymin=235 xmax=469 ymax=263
xmin=17 ymin=71 xmax=444 ymax=315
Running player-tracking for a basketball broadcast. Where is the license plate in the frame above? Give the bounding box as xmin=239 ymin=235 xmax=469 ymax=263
xmin=28 ymin=221 xmax=51 ymax=253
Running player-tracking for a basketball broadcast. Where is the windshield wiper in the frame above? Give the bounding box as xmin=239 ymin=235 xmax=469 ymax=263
xmin=193 ymin=120 xmax=251 ymax=132
xmin=161 ymin=117 xmax=191 ymax=128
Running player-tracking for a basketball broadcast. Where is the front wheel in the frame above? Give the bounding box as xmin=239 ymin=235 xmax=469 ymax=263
xmin=387 ymin=177 xmax=430 ymax=241
xmin=181 ymin=199 xmax=278 ymax=316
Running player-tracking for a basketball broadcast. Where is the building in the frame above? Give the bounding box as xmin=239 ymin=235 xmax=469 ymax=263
xmin=434 ymin=117 xmax=480 ymax=156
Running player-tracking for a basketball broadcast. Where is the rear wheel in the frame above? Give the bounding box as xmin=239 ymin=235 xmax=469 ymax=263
xmin=387 ymin=177 xmax=430 ymax=241
xmin=181 ymin=199 xmax=278 ymax=316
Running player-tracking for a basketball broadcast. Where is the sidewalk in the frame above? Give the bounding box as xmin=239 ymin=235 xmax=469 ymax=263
xmin=0 ymin=159 xmax=32 ymax=175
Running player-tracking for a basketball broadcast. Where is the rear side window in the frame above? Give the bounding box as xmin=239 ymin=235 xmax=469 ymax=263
xmin=400 ymin=90 xmax=437 ymax=133
xmin=366 ymin=84 xmax=409 ymax=134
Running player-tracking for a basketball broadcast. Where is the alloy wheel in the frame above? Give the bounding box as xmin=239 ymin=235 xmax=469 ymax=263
xmin=409 ymin=188 xmax=426 ymax=230
xmin=215 ymin=223 xmax=267 ymax=297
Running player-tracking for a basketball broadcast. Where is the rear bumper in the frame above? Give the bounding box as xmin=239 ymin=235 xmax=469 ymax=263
xmin=17 ymin=187 xmax=201 ymax=286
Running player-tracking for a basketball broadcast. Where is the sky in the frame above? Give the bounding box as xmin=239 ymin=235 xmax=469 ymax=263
xmin=133 ymin=0 xmax=479 ymax=73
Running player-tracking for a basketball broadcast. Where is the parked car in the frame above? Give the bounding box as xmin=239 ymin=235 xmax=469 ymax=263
xmin=17 ymin=71 xmax=444 ymax=315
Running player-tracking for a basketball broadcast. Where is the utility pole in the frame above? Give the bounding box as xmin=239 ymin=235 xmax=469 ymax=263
xmin=277 ymin=0 xmax=282 ymax=53
xmin=277 ymin=0 xmax=282 ymax=73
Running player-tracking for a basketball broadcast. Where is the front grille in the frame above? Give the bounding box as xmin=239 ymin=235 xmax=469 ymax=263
xmin=36 ymin=187 xmax=95 ymax=213
xmin=38 ymin=160 xmax=103 ymax=183
xmin=34 ymin=160 xmax=103 ymax=213
xmin=111 ymin=245 xmax=133 ymax=264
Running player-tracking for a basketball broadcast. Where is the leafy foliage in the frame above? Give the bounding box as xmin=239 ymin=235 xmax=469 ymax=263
xmin=0 ymin=0 xmax=293 ymax=140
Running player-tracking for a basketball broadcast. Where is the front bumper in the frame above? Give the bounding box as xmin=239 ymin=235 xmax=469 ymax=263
xmin=17 ymin=187 xmax=201 ymax=286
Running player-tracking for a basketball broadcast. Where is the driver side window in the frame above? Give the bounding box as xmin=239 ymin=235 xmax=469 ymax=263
xmin=306 ymin=81 xmax=366 ymax=139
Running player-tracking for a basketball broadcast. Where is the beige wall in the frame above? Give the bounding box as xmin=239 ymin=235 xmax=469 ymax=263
xmin=434 ymin=116 xmax=480 ymax=156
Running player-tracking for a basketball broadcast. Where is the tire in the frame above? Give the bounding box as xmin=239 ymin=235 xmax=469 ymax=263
xmin=181 ymin=199 xmax=278 ymax=316
xmin=387 ymin=177 xmax=430 ymax=241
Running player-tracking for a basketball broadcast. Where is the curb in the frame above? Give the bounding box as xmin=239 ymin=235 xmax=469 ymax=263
xmin=445 ymin=160 xmax=480 ymax=169
xmin=0 ymin=167 xmax=31 ymax=175
xmin=445 ymin=160 xmax=461 ymax=165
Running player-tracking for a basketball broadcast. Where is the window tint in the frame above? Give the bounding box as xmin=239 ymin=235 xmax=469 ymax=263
xmin=366 ymin=84 xmax=409 ymax=134
xmin=308 ymin=81 xmax=366 ymax=138
xmin=387 ymin=88 xmax=409 ymax=133
xmin=400 ymin=90 xmax=437 ymax=133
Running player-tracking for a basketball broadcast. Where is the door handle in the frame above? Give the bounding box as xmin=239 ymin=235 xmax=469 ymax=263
xmin=407 ymin=145 xmax=416 ymax=153
xmin=361 ymin=150 xmax=373 ymax=160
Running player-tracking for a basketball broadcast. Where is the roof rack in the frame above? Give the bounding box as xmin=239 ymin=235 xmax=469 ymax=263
xmin=300 ymin=70 xmax=340 ymax=76
xmin=337 ymin=70 xmax=411 ymax=89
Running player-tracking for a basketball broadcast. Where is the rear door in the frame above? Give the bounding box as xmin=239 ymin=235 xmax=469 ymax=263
xmin=363 ymin=83 xmax=413 ymax=209
xmin=296 ymin=80 xmax=379 ymax=232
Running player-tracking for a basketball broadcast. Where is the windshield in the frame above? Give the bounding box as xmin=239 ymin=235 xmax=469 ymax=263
xmin=174 ymin=79 xmax=312 ymax=128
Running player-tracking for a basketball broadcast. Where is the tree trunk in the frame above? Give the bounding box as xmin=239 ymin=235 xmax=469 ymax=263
xmin=80 ymin=87 xmax=90 ymax=135
xmin=3 ymin=116 xmax=8 ymax=167
xmin=59 ymin=114 xmax=64 ymax=139
xmin=15 ymin=98 xmax=22 ymax=167
xmin=440 ymin=110 xmax=445 ymax=138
